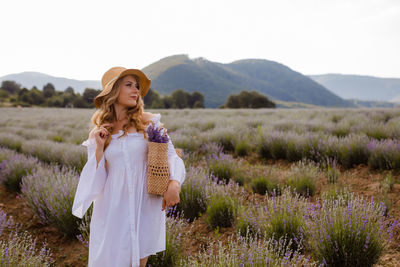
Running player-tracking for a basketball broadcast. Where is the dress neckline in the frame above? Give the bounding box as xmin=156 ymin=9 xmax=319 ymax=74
xmin=111 ymin=113 xmax=161 ymax=139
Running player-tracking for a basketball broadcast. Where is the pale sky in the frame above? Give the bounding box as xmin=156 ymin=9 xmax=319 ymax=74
xmin=1 ymin=0 xmax=399 ymax=80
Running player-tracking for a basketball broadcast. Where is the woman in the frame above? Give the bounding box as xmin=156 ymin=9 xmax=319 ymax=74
xmin=71 ymin=66 xmax=186 ymax=267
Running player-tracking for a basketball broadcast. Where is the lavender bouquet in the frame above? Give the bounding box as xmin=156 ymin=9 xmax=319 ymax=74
xmin=147 ymin=123 xmax=169 ymax=143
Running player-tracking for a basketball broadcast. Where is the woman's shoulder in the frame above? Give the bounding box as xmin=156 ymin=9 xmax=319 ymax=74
xmin=143 ymin=112 xmax=161 ymax=121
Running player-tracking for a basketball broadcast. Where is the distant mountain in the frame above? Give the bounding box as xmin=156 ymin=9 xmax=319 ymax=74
xmin=0 ymin=71 xmax=100 ymax=94
xmin=346 ymin=99 xmax=397 ymax=108
xmin=143 ymin=55 xmax=353 ymax=108
xmin=309 ymin=74 xmax=400 ymax=103
xmin=1 ymin=56 xmax=354 ymax=108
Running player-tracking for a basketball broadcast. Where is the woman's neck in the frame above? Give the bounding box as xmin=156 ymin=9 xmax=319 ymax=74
xmin=114 ymin=103 xmax=128 ymax=122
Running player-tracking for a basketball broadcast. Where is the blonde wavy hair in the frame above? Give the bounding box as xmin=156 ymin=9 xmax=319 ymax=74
xmin=89 ymin=74 xmax=152 ymax=152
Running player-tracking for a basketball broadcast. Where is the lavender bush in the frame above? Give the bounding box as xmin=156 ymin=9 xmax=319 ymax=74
xmin=20 ymin=164 xmax=81 ymax=237
xmin=286 ymin=160 xmax=320 ymax=197
xmin=180 ymin=232 xmax=317 ymax=266
xmin=207 ymin=152 xmax=243 ymax=184
xmin=176 ymin=167 xmax=210 ymax=222
xmin=76 ymin=205 xmax=93 ymax=248
xmin=0 ymin=209 xmax=20 ymax=236
xmin=148 ymin=212 xmax=192 ymax=267
xmin=0 ymin=153 xmax=40 ymax=192
xmin=308 ymin=194 xmax=398 ymax=266
xmin=0 ymin=231 xmax=54 ymax=266
xmin=206 ymin=193 xmax=238 ymax=230
xmin=368 ymin=138 xmax=400 ymax=170
xmin=207 ymin=127 xmax=237 ymax=153
xmin=250 ymin=175 xmax=281 ymax=196
xmin=0 ymin=133 xmax=23 ymax=152
xmin=0 ymin=146 xmax=18 ymax=163
xmin=262 ymin=187 xmax=308 ymax=252
xmin=236 ymin=204 xmax=263 ymax=239
xmin=323 ymin=157 xmax=340 ymax=184
xmin=21 ymin=139 xmax=87 ymax=172
xmin=0 ymin=209 xmax=53 ymax=266
xmin=321 ymin=186 xmax=352 ymax=204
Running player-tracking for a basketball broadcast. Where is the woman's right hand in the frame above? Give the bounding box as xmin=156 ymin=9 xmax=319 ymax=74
xmin=89 ymin=123 xmax=113 ymax=149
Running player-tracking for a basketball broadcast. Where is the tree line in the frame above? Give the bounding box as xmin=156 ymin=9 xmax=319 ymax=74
xmin=0 ymin=80 xmax=275 ymax=109
xmin=0 ymin=81 xmax=205 ymax=109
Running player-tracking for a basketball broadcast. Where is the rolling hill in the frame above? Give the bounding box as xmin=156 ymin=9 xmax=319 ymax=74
xmin=1 ymin=55 xmax=355 ymax=108
xmin=143 ymin=55 xmax=353 ymax=108
xmin=0 ymin=71 xmax=100 ymax=94
xmin=309 ymin=74 xmax=400 ymax=103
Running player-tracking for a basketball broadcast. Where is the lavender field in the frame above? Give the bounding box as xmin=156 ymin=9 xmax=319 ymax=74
xmin=0 ymin=107 xmax=399 ymax=266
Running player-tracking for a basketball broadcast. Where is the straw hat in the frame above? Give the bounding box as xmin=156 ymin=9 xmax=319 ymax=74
xmin=94 ymin=66 xmax=151 ymax=108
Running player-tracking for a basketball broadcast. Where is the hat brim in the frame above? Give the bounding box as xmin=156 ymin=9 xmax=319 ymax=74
xmin=94 ymin=69 xmax=151 ymax=108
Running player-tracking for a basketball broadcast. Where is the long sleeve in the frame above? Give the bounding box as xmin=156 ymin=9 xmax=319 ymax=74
xmin=72 ymin=138 xmax=108 ymax=219
xmin=166 ymin=133 xmax=186 ymax=186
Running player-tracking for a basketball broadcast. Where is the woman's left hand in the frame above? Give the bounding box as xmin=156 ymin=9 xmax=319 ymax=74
xmin=162 ymin=180 xmax=181 ymax=211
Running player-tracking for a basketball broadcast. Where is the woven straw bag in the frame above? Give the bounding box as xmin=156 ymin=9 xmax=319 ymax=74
xmin=147 ymin=141 xmax=170 ymax=195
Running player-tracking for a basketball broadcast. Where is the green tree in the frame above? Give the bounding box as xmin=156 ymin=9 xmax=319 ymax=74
xmin=27 ymin=87 xmax=45 ymax=105
xmin=225 ymin=90 xmax=275 ymax=108
xmin=43 ymin=83 xmax=56 ymax=98
xmin=73 ymin=94 xmax=88 ymax=108
xmin=83 ymin=88 xmax=100 ymax=106
xmin=144 ymin=88 xmax=161 ymax=107
xmin=189 ymin=91 xmax=204 ymax=108
xmin=1 ymin=80 xmax=21 ymax=94
xmin=0 ymin=89 xmax=10 ymax=99
xmin=162 ymin=95 xmax=173 ymax=109
xmin=64 ymin=86 xmax=75 ymax=94
xmin=171 ymin=89 xmax=188 ymax=109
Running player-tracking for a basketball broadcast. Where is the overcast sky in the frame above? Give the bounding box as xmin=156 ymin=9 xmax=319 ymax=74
xmin=1 ymin=0 xmax=399 ymax=80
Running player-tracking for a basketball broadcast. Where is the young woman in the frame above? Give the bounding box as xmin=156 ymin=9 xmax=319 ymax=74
xmin=72 ymin=66 xmax=186 ymax=267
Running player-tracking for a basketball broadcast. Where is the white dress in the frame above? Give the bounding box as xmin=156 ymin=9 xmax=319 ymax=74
xmin=71 ymin=113 xmax=186 ymax=267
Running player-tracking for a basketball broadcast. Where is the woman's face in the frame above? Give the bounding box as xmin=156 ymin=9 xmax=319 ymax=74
xmin=116 ymin=75 xmax=140 ymax=108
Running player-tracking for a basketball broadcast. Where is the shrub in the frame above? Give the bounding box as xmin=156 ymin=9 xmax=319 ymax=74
xmin=207 ymin=153 xmax=237 ymax=184
xmin=198 ymin=142 xmax=224 ymax=158
xmin=206 ymin=194 xmax=237 ymax=229
xmin=0 ymin=209 xmax=19 ymax=236
xmin=250 ymin=175 xmax=281 ymax=196
xmin=0 ymin=147 xmax=18 ymax=163
xmin=50 ymin=135 xmax=63 ymax=143
xmin=368 ymin=139 xmax=400 ymax=170
xmin=336 ymin=134 xmax=370 ymax=168
xmin=324 ymin=157 xmax=340 ymax=184
xmin=236 ymin=205 xmax=262 ymax=239
xmin=0 ymin=153 xmax=39 ymax=192
xmin=235 ymin=140 xmax=251 ymax=157
xmin=176 ymin=167 xmax=210 ymax=222
xmin=381 ymin=172 xmax=395 ymax=193
xmin=286 ymin=160 xmax=319 ymax=197
xmin=20 ymin=164 xmax=80 ymax=237
xmin=180 ymin=233 xmax=317 ymax=266
xmin=321 ymin=186 xmax=352 ymax=205
xmin=308 ymin=194 xmax=398 ymax=267
xmin=231 ymin=171 xmax=245 ymax=186
xmin=21 ymin=139 xmax=87 ymax=172
xmin=0 ymin=209 xmax=53 ymax=266
xmin=0 ymin=133 xmax=23 ymax=152
xmin=0 ymin=231 xmax=54 ymax=266
xmin=147 ymin=213 xmax=190 ymax=267
xmin=216 ymin=132 xmax=236 ymax=153
xmin=263 ymin=188 xmax=308 ymax=252
xmin=76 ymin=205 xmax=92 ymax=248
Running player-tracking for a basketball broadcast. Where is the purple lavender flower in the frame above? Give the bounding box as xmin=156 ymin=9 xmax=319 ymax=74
xmin=147 ymin=124 xmax=169 ymax=143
